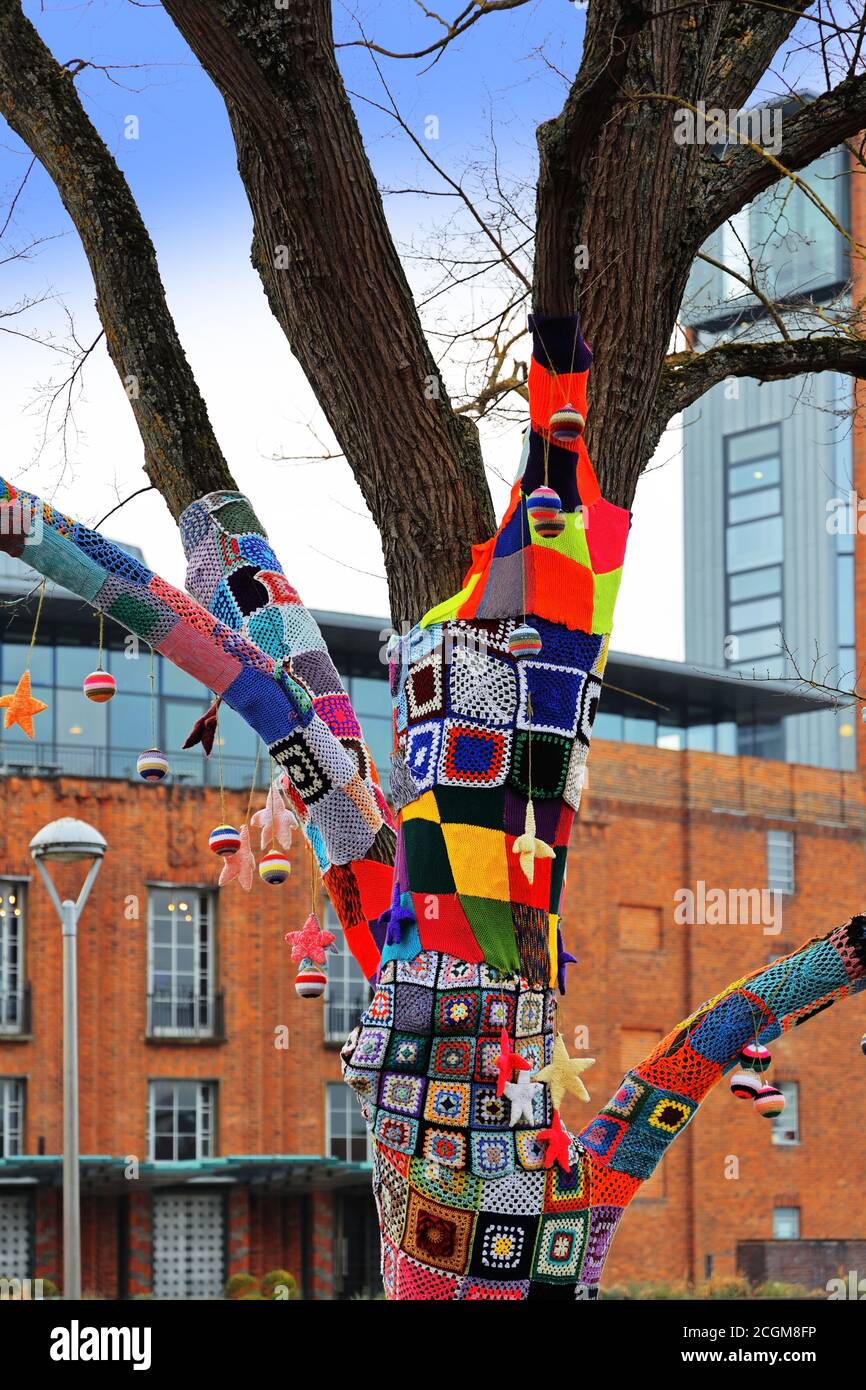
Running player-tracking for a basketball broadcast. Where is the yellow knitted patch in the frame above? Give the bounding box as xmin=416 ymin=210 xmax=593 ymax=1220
xmin=440 ymin=823 xmax=510 ymax=901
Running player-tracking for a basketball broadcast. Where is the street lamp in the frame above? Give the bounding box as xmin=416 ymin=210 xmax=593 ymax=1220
xmin=29 ymin=818 xmax=107 ymax=1301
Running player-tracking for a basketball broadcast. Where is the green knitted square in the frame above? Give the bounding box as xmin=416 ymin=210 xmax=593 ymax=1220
xmin=458 ymin=897 xmax=520 ymax=975
xmin=108 ymin=592 xmax=161 ymax=640
xmin=434 ymin=785 xmax=505 ymax=831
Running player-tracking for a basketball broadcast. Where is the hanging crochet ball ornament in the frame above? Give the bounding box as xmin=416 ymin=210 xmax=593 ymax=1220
xmin=83 ymin=670 xmax=116 ymax=703
xmin=739 ymin=1042 xmax=772 ymax=1072
xmin=729 ymin=1070 xmax=762 ymax=1100
xmin=526 ymin=485 xmax=566 ymax=538
xmin=294 ymin=957 xmax=327 ymax=999
xmin=753 ymin=1084 xmax=786 ymax=1119
xmin=509 ymin=623 xmax=542 ymax=660
xmin=209 ymin=824 xmax=241 ymax=857
xmin=549 ymin=403 xmax=585 ymax=443
xmin=137 ymin=748 xmax=168 ymax=782
xmin=861 ymin=1031 xmax=866 ymax=1057
xmin=259 ymin=849 xmax=291 ymax=885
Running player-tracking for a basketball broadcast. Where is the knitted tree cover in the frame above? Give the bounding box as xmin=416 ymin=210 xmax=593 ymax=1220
xmin=1 ymin=314 xmax=864 ymax=1299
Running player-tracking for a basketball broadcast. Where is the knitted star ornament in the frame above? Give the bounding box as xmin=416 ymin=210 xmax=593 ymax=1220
xmin=218 ymin=823 xmax=255 ymax=891
xmin=284 ymin=912 xmax=336 ymax=965
xmin=534 ymin=1033 xmax=595 ymax=1107
xmin=251 ymin=778 xmax=297 ymax=852
xmin=512 ymin=800 xmax=555 ymax=884
xmin=537 ymin=1109 xmax=571 ymax=1171
xmin=0 ymin=670 xmax=47 ymax=738
xmin=494 ymin=1026 xmax=531 ymax=1097
xmin=182 ymin=698 xmax=220 ymax=755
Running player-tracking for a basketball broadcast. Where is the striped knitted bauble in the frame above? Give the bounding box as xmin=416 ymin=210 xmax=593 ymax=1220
xmin=83 ymin=670 xmax=116 ymax=703
xmin=136 ymin=748 xmax=168 ymax=782
xmin=209 ymin=825 xmax=241 ymax=857
xmin=729 ymin=1070 xmax=761 ymax=1100
xmin=753 ymin=1084 xmax=786 ymax=1118
xmin=259 ymin=849 xmax=291 ymax=884
xmin=548 ymin=403 xmax=585 ymax=442
xmin=508 ymin=624 xmax=542 ymax=659
xmin=295 ymin=957 xmax=327 ymax=998
xmin=739 ymin=1042 xmax=772 ymax=1072
xmin=526 ymin=486 xmax=565 ymax=539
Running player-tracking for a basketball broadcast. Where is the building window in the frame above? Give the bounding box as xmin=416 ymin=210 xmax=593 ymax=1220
xmin=0 ymin=882 xmax=25 ymax=1034
xmin=767 ymin=830 xmax=795 ymax=895
xmin=147 ymin=889 xmax=218 ymax=1037
xmin=0 ymin=1078 xmax=23 ymax=1157
xmin=324 ymin=911 xmax=371 ymax=1045
xmin=724 ymin=427 xmax=783 ymax=671
xmin=617 ymin=906 xmax=662 ymax=952
xmin=327 ymin=1083 xmax=368 ymax=1163
xmin=148 ymin=1081 xmax=214 ymax=1161
xmin=771 ymin=1082 xmax=800 ymax=1146
xmin=772 ymin=1206 xmax=800 ymax=1240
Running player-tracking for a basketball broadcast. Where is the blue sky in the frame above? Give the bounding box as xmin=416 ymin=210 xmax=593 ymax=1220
xmin=1 ymin=0 xmax=818 ymax=650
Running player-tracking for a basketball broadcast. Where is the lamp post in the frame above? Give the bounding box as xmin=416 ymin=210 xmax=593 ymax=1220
xmin=29 ymin=818 xmax=107 ymax=1302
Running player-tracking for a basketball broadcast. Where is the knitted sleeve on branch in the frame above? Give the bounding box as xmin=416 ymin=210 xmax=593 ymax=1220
xmin=578 ymin=915 xmax=866 ymax=1188
xmin=0 ymin=480 xmax=393 ymax=978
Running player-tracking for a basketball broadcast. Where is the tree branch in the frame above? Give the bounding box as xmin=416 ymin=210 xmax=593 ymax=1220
xmin=0 ymin=0 xmax=235 ymax=516
xmin=704 ymin=0 xmax=813 ymax=112
xmin=700 ymin=69 xmax=866 ymax=236
xmin=653 ymin=333 xmax=866 ymax=436
xmin=162 ymin=0 xmax=495 ymax=627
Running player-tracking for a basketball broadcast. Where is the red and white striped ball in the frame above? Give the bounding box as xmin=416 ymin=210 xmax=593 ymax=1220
xmin=295 ymin=959 xmax=327 ymax=998
xmin=729 ymin=1070 xmax=761 ymax=1100
xmin=526 ymin=485 xmax=566 ymax=539
xmin=549 ymin=403 xmax=585 ymax=443
xmin=209 ymin=825 xmax=241 ymax=857
xmin=83 ymin=670 xmax=117 ymax=703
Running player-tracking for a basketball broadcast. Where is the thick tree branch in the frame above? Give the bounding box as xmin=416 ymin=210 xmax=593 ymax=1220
xmin=163 ymin=0 xmax=495 ymax=627
xmin=0 ymin=0 xmax=235 ymax=517
xmin=705 ymin=1 xmax=812 ymax=111
xmin=652 ymin=333 xmax=866 ymax=442
xmin=700 ymin=69 xmax=866 ymax=236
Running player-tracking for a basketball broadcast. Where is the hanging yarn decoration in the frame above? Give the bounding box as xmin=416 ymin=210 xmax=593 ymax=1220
xmin=209 ymin=825 xmax=241 ymax=857
xmin=861 ymin=1032 xmax=866 ymax=1057
xmin=250 ymin=778 xmax=296 ymax=852
xmin=739 ymin=1042 xmax=772 ymax=1072
xmin=294 ymin=958 xmax=327 ymax=999
xmin=508 ymin=623 xmax=542 ymax=660
xmin=729 ymin=1070 xmax=762 ymax=1100
xmin=0 ymin=582 xmax=49 ymax=738
xmin=548 ymin=402 xmax=585 ymax=442
xmin=753 ymin=1083 xmax=786 ymax=1118
xmin=219 ymin=823 xmax=255 ymax=890
xmin=526 ymin=485 xmax=565 ymax=538
xmin=513 ymin=800 xmax=555 ymax=884
xmin=138 ymin=647 xmax=167 ymax=781
xmin=137 ymin=748 xmax=168 ymax=782
xmin=83 ymin=611 xmax=116 ymax=702
xmin=259 ymin=849 xmax=291 ymax=884
xmin=284 ymin=912 xmax=336 ymax=965
xmin=183 ymin=697 xmax=220 ymax=755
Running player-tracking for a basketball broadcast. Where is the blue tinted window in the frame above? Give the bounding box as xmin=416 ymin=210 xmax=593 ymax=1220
xmin=56 ymin=644 xmax=100 ymax=689
xmin=726 ymin=515 xmax=783 ymax=573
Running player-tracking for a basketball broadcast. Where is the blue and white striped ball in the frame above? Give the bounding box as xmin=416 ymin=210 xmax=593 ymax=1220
xmin=137 ymin=748 xmax=168 ymax=782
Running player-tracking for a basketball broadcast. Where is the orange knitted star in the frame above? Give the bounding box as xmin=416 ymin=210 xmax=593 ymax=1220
xmin=0 ymin=670 xmax=47 ymax=738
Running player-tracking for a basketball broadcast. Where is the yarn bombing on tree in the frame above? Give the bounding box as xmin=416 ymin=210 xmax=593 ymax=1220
xmin=2 ymin=314 xmax=865 ymax=1301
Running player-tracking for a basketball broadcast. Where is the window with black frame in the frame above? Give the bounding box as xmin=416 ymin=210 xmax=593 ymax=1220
xmin=724 ymin=425 xmax=784 ymax=677
xmin=0 ymin=1078 xmax=23 ymax=1157
xmin=147 ymin=888 xmax=217 ymax=1038
xmin=0 ymin=883 xmax=25 ymax=1035
xmin=148 ymin=1080 xmax=215 ymax=1162
xmin=323 ymin=908 xmax=371 ymax=1045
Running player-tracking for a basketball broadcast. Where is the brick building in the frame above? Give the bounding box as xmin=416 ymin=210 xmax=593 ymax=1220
xmin=0 ymin=535 xmax=864 ymax=1296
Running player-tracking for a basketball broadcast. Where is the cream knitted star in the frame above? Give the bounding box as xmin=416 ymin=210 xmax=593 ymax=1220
xmin=503 ymin=1071 xmax=542 ymax=1127
xmin=512 ymin=800 xmax=555 ymax=884
xmin=534 ymin=1033 xmax=595 ymax=1108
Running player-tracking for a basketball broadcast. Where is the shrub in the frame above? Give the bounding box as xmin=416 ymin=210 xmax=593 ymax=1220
xmin=224 ymin=1272 xmax=259 ymax=1300
xmin=261 ymin=1269 xmax=298 ymax=1300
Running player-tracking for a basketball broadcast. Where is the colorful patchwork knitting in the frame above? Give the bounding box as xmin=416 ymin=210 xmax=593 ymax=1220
xmin=342 ymin=918 xmax=866 ymax=1298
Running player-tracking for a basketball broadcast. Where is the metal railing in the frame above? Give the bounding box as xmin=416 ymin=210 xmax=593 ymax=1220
xmin=324 ymin=995 xmax=370 ymax=1045
xmin=0 ymin=985 xmax=31 ymax=1035
xmin=0 ymin=742 xmax=269 ymax=789
xmin=146 ymin=991 xmax=225 ymax=1040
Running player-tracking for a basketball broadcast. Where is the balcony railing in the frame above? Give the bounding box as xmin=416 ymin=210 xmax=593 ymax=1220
xmin=147 ymin=991 xmax=225 ymax=1040
xmin=0 ymin=985 xmax=31 ymax=1036
xmin=0 ymin=741 xmax=270 ymax=789
xmin=324 ymin=995 xmax=370 ymax=1045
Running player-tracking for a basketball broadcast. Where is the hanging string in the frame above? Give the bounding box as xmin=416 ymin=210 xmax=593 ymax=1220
xmin=25 ymin=581 xmax=46 ymax=671
xmin=214 ymin=699 xmax=227 ymax=825
xmin=148 ymin=646 xmax=157 ymax=748
xmin=244 ymin=742 xmax=262 ymax=828
xmin=97 ymin=610 xmax=105 ymax=671
xmin=309 ymin=840 xmax=318 ymax=916
xmin=268 ymin=755 xmax=278 ymax=848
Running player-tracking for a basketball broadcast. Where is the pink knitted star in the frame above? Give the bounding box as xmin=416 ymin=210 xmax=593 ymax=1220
xmin=251 ymin=779 xmax=297 ymax=852
xmin=284 ymin=912 xmax=336 ymax=965
xmin=218 ymin=823 xmax=255 ymax=892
